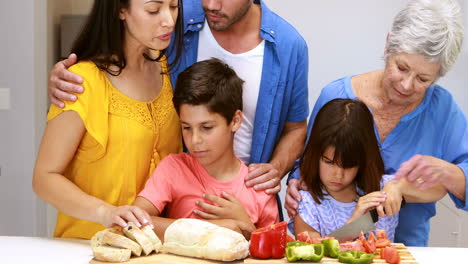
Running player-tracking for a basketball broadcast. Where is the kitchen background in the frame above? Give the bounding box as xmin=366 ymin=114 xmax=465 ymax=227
xmin=0 ymin=0 xmax=466 ymax=247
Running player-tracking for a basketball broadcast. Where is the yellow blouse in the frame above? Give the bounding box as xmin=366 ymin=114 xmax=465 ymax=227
xmin=47 ymin=61 xmax=182 ymax=239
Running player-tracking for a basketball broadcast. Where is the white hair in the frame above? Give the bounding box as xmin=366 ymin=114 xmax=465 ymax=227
xmin=385 ymin=0 xmax=464 ymax=76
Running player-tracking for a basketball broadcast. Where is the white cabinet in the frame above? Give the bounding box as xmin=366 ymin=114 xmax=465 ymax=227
xmin=429 ymin=196 xmax=468 ymax=247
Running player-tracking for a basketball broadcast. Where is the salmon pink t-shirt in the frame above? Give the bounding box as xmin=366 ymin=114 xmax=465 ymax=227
xmin=138 ymin=153 xmax=279 ymax=228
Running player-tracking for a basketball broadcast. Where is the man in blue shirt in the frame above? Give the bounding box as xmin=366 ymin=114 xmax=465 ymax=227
xmin=47 ymin=0 xmax=310 ymax=215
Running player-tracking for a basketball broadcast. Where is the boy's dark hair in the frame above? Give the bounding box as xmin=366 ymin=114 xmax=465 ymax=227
xmin=173 ymin=58 xmax=244 ymax=123
xmin=70 ymin=0 xmax=184 ymax=76
xmin=300 ymin=99 xmax=384 ymax=204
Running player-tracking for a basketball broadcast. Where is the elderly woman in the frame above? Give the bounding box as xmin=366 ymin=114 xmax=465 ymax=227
xmin=286 ymin=0 xmax=467 ymax=246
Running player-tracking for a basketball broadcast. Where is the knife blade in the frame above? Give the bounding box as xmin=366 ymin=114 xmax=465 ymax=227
xmin=327 ymin=209 xmax=379 ymax=243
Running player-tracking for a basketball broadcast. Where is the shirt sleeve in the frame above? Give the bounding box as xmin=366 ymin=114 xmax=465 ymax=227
xmin=47 ymin=62 xmax=109 ymax=161
xmin=138 ymin=155 xmax=176 ymax=214
xmin=295 ymin=190 xmax=322 ymax=235
xmin=442 ymin=101 xmax=468 ymax=210
xmin=286 ymin=37 xmax=309 ymax=123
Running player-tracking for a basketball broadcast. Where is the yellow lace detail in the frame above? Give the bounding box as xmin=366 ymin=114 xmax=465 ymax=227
xmin=109 ymin=75 xmax=174 ymax=133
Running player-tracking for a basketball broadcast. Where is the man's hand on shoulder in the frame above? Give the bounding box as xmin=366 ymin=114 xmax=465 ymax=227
xmin=48 ymin=53 xmax=84 ymax=107
xmin=245 ymin=162 xmax=282 ymax=194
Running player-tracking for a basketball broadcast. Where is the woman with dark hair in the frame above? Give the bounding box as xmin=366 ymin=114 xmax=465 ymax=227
xmin=32 ymin=0 xmax=184 ymax=239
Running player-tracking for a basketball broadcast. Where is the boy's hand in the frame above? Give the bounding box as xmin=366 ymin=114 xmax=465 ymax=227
xmin=245 ymin=163 xmax=281 ymax=194
xmin=381 ymin=179 xmax=404 ymax=217
xmin=48 ymin=53 xmax=83 ymax=108
xmin=96 ymin=204 xmax=153 ymax=229
xmin=347 ymin=192 xmax=386 ymax=224
xmin=194 ymin=192 xmax=251 ymax=224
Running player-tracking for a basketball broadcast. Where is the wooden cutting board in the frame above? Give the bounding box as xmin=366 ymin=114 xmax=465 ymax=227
xmin=90 ymin=243 xmax=417 ymax=264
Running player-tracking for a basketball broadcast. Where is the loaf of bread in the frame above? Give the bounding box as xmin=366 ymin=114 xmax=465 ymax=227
xmin=102 ymin=229 xmax=142 ymax=256
xmin=141 ymin=225 xmax=162 ymax=253
xmin=92 ymin=246 xmax=131 ymax=262
xmin=122 ymin=222 xmax=154 ymax=255
xmin=162 ymin=218 xmax=249 ymax=261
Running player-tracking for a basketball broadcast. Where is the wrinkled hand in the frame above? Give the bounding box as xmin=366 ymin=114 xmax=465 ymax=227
xmin=48 ymin=53 xmax=83 ymax=107
xmin=194 ymin=192 xmax=251 ymax=224
xmin=97 ymin=205 xmax=152 ymax=229
xmin=380 ymin=179 xmax=403 ymax=217
xmin=348 ymin=192 xmax=386 ymax=223
xmin=245 ymin=163 xmax=281 ymax=194
xmin=285 ymin=178 xmax=308 ymax=218
xmin=394 ymin=155 xmax=447 ymax=190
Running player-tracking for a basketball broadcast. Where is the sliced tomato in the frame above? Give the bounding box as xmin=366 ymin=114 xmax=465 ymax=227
xmin=381 ymin=246 xmax=400 ymax=264
xmin=376 ymin=238 xmax=391 ymax=248
xmin=376 ymin=229 xmax=389 ymax=240
xmin=359 ymin=232 xmax=376 ymax=253
xmin=296 ymin=231 xmax=312 ymax=243
xmin=368 ymin=231 xmax=377 ymax=243
xmin=339 ymin=240 xmax=366 ymax=252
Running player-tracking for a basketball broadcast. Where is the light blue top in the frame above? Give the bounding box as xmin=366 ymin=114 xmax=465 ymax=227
xmin=166 ymin=0 xmax=309 ymax=164
xmin=289 ymin=174 xmax=399 ymax=241
xmin=289 ymin=75 xmax=468 ymax=246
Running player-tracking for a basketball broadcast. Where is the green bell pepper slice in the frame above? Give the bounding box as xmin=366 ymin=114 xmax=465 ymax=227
xmin=286 ymin=241 xmax=311 ymax=247
xmin=338 ymin=250 xmax=374 ymax=264
xmin=322 ymin=239 xmax=340 ymax=258
xmin=285 ymin=243 xmax=324 ymax=262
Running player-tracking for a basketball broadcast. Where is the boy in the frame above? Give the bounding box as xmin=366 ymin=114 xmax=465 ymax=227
xmin=133 ymin=59 xmax=279 ymax=240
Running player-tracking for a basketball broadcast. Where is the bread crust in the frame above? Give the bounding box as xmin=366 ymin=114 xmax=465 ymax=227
xmin=122 ymin=222 xmax=154 ymax=255
xmin=92 ymin=246 xmax=131 ymax=262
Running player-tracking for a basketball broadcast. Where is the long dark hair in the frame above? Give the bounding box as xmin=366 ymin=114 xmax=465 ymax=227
xmin=70 ymin=0 xmax=184 ymax=76
xmin=300 ymin=99 xmax=384 ymax=204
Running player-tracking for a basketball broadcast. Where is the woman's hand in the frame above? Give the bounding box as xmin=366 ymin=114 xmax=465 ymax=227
xmin=97 ymin=204 xmax=153 ymax=229
xmin=394 ymin=154 xmax=450 ymax=190
xmin=285 ymin=179 xmax=307 ymax=218
xmin=348 ymin=192 xmax=386 ymax=223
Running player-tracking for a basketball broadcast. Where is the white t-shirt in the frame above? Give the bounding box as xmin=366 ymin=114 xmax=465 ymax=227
xmin=197 ymin=20 xmax=265 ymax=164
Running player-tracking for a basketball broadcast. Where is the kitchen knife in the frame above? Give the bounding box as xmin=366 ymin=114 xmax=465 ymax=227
xmin=327 ymin=209 xmax=379 ymax=243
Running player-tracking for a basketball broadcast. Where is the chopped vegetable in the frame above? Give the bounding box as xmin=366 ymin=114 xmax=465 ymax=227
xmin=249 ymin=222 xmax=287 ymax=259
xmin=381 ymin=246 xmax=400 ymax=264
xmin=285 ymin=242 xmax=324 ymax=262
xmin=338 ymin=250 xmax=374 ymax=264
xmin=322 ymin=238 xmax=340 ymax=258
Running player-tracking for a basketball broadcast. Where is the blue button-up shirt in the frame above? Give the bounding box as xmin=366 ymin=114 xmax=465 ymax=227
xmin=167 ymin=0 xmax=309 ymax=164
xmin=289 ymin=75 xmax=468 ymax=246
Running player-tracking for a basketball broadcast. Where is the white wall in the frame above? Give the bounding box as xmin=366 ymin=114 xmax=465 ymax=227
xmin=0 ymin=0 xmax=48 ymax=236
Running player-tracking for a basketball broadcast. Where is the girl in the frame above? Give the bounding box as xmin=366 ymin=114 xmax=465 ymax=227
xmin=291 ymin=99 xmax=446 ymax=241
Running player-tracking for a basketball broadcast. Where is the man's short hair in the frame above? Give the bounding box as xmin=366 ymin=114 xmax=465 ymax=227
xmin=173 ymin=58 xmax=244 ymax=123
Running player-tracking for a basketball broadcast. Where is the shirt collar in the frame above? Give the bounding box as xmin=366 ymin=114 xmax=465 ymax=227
xmin=184 ymin=0 xmax=277 ymax=43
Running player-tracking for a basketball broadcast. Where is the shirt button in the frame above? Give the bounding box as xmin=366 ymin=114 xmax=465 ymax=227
xmin=197 ymin=24 xmax=202 ymax=28
xmin=189 ymin=18 xmax=194 ymax=22
xmin=270 ymin=30 xmax=275 ymax=34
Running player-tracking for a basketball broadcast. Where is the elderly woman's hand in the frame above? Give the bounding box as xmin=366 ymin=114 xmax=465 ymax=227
xmin=394 ymin=154 xmax=451 ymax=190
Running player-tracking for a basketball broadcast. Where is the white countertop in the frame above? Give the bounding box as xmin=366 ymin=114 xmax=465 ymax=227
xmin=0 ymin=236 xmax=467 ymax=264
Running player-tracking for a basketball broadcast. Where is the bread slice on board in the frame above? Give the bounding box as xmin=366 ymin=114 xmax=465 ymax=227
xmin=102 ymin=230 xmax=143 ymax=256
xmin=123 ymin=222 xmax=154 ymax=255
xmin=92 ymin=246 xmax=131 ymax=262
xmin=141 ymin=225 xmax=162 ymax=253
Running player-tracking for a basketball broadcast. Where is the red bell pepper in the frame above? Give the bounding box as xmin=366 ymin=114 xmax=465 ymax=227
xmin=249 ymin=221 xmax=287 ymax=259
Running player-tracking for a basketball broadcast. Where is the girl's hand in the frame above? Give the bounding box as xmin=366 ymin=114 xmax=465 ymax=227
xmin=97 ymin=205 xmax=153 ymax=229
xmin=380 ymin=179 xmax=404 ymax=217
xmin=348 ymin=192 xmax=386 ymax=223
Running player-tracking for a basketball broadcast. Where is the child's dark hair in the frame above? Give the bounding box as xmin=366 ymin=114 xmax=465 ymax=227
xmin=300 ymin=99 xmax=384 ymax=204
xmin=173 ymin=58 xmax=244 ymax=123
